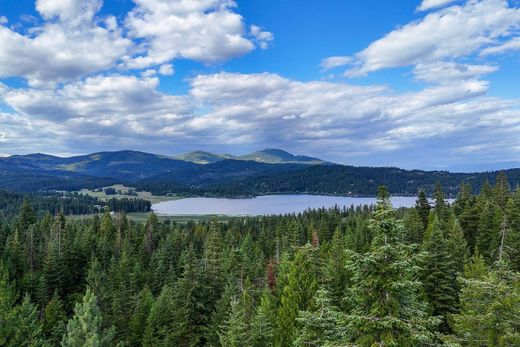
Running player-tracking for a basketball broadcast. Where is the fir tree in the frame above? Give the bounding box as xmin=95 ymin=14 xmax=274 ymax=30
xmin=294 ymin=287 xmax=347 ymax=347
xmin=61 ymin=288 xmax=115 ymax=347
xmin=422 ymin=217 xmax=459 ymax=332
xmin=344 ymin=186 xmax=439 ymax=346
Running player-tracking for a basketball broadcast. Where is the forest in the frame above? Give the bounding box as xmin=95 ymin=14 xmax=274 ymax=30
xmin=0 ymin=190 xmax=151 ymax=222
xmin=1 ymin=173 xmax=519 ymax=346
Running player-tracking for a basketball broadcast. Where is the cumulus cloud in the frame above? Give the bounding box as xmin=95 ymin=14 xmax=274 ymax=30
xmin=320 ymin=56 xmax=353 ymax=71
xmin=250 ymin=25 xmax=274 ymax=49
xmin=2 ymin=71 xmax=518 ymax=167
xmin=346 ymin=0 xmax=520 ymax=76
xmin=124 ymin=0 xmax=268 ymax=69
xmin=418 ymin=0 xmax=458 ymax=11
xmin=0 ymin=1 xmax=131 ymax=86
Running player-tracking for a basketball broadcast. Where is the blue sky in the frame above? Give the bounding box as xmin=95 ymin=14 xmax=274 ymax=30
xmin=0 ymin=0 xmax=519 ymax=171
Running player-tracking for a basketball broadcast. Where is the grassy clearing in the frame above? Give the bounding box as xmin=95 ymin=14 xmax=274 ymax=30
xmin=69 ymin=211 xmax=231 ymax=224
xmin=77 ymin=184 xmax=176 ymax=204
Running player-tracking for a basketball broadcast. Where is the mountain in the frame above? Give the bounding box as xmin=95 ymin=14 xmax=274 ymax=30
xmin=175 ymin=151 xmax=233 ymax=164
xmin=1 ymin=149 xmax=519 ymax=197
xmin=236 ymin=148 xmax=325 ymax=164
xmin=175 ymin=148 xmax=326 ymax=165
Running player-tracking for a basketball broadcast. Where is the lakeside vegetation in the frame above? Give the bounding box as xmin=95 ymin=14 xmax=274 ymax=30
xmin=1 ymin=172 xmax=519 ymax=346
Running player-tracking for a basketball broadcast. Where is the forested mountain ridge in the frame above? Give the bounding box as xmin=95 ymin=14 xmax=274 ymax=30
xmin=1 ymin=150 xmax=519 ymax=197
xmin=1 ymin=178 xmax=519 ymax=346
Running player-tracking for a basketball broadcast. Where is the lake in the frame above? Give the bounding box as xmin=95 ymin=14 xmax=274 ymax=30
xmin=151 ymin=195 xmax=421 ymax=216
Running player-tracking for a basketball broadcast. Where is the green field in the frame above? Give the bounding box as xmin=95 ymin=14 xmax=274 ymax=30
xmin=77 ymin=184 xmax=176 ymax=204
xmin=70 ymin=211 xmax=231 ymax=224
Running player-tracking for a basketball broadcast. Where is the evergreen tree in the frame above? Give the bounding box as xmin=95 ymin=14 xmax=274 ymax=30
xmin=250 ymin=288 xmax=276 ymax=347
xmin=143 ymin=285 xmax=176 ymax=347
xmin=61 ymin=288 xmax=115 ymax=347
xmin=415 ymin=190 xmax=431 ymax=232
xmin=294 ymin=287 xmax=347 ymax=347
xmin=127 ymin=286 xmax=154 ymax=346
xmin=448 ymin=256 xmax=520 ymax=346
xmin=219 ymin=297 xmax=250 ymax=347
xmin=43 ymin=291 xmax=67 ymax=345
xmin=422 ymin=217 xmax=459 ymax=332
xmin=344 ymin=186 xmax=439 ymax=346
xmin=276 ymin=244 xmax=320 ymax=346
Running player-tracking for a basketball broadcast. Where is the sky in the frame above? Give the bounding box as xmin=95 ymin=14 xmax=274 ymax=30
xmin=0 ymin=0 xmax=519 ymax=171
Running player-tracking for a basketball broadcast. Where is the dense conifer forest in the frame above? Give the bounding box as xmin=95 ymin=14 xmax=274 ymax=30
xmin=1 ymin=173 xmax=520 ymax=346
xmin=0 ymin=190 xmax=151 ymax=222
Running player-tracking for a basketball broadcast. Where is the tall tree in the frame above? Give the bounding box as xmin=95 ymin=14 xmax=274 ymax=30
xmin=294 ymin=287 xmax=347 ymax=347
xmin=61 ymin=288 xmax=115 ymax=347
xmin=344 ymin=186 xmax=439 ymax=346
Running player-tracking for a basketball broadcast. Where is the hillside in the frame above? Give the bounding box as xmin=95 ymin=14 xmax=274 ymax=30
xmin=1 ymin=150 xmax=519 ymax=197
xmin=176 ymin=148 xmax=326 ymax=165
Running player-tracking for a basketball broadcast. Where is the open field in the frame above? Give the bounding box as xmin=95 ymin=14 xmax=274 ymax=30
xmin=77 ymin=184 xmax=176 ymax=204
xmin=68 ymin=211 xmax=232 ymax=224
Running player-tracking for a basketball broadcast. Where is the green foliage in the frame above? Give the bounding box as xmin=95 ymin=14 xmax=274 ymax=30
xmin=61 ymin=288 xmax=115 ymax=347
xmin=344 ymin=189 xmax=440 ymax=346
xmin=448 ymin=257 xmax=520 ymax=346
xmin=294 ymin=287 xmax=347 ymax=347
xmin=0 ymin=176 xmax=518 ymax=346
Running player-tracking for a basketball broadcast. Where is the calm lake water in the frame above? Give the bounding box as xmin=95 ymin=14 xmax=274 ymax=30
xmin=152 ymin=195 xmax=420 ymax=216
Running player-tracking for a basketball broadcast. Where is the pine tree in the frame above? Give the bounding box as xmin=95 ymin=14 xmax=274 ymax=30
xmin=422 ymin=217 xmax=459 ymax=332
xmin=323 ymin=228 xmax=349 ymax=307
xmin=294 ymin=287 xmax=347 ymax=347
xmin=448 ymin=256 xmax=520 ymax=346
xmin=415 ymin=190 xmax=431 ymax=232
xmin=143 ymin=285 xmax=176 ymax=346
xmin=127 ymin=286 xmax=154 ymax=346
xmin=506 ymin=187 xmax=520 ymax=271
xmin=12 ymin=294 xmax=43 ymax=346
xmin=344 ymin=186 xmax=439 ymax=346
xmin=250 ymin=288 xmax=276 ymax=347
xmin=219 ymin=297 xmax=250 ymax=347
xmin=16 ymin=199 xmax=37 ymax=233
xmin=170 ymin=248 xmax=210 ymax=346
xmin=43 ymin=291 xmax=67 ymax=345
xmin=276 ymin=244 xmax=320 ymax=346
xmin=61 ymin=288 xmax=115 ymax=347
xmin=475 ymin=201 xmax=501 ymax=261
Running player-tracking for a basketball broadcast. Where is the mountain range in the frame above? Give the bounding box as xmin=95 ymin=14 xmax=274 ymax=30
xmin=0 ymin=149 xmax=519 ymax=197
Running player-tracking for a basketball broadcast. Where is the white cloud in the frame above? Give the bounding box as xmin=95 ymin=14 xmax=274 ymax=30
xmin=36 ymin=0 xmax=102 ymax=25
xmin=1 ymin=71 xmax=519 ymax=166
xmin=0 ymin=16 xmax=8 ymax=25
xmin=480 ymin=37 xmax=520 ymax=55
xmin=320 ymin=56 xmax=353 ymax=71
xmin=250 ymin=25 xmax=274 ymax=49
xmin=0 ymin=1 xmax=131 ymax=86
xmin=346 ymin=0 xmax=520 ymax=76
xmin=159 ymin=64 xmax=174 ymax=76
xmin=418 ymin=0 xmax=458 ymax=11
xmin=413 ymin=62 xmax=498 ymax=83
xmin=124 ymin=0 xmax=267 ymax=69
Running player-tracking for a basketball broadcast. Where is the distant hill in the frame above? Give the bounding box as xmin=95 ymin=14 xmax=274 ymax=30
xmin=175 ymin=151 xmax=233 ymax=164
xmin=1 ymin=149 xmax=519 ymax=197
xmin=236 ymin=148 xmax=325 ymax=164
xmin=175 ymin=148 xmax=326 ymax=165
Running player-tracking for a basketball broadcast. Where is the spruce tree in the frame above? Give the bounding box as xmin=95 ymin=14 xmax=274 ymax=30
xmin=276 ymin=244 xmax=320 ymax=346
xmin=448 ymin=255 xmax=520 ymax=346
xmin=61 ymin=288 xmax=115 ymax=347
xmin=250 ymin=288 xmax=276 ymax=347
xmin=415 ymin=190 xmax=431 ymax=232
xmin=294 ymin=287 xmax=347 ymax=347
xmin=43 ymin=291 xmax=67 ymax=345
xmin=422 ymin=217 xmax=459 ymax=332
xmin=344 ymin=186 xmax=439 ymax=346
